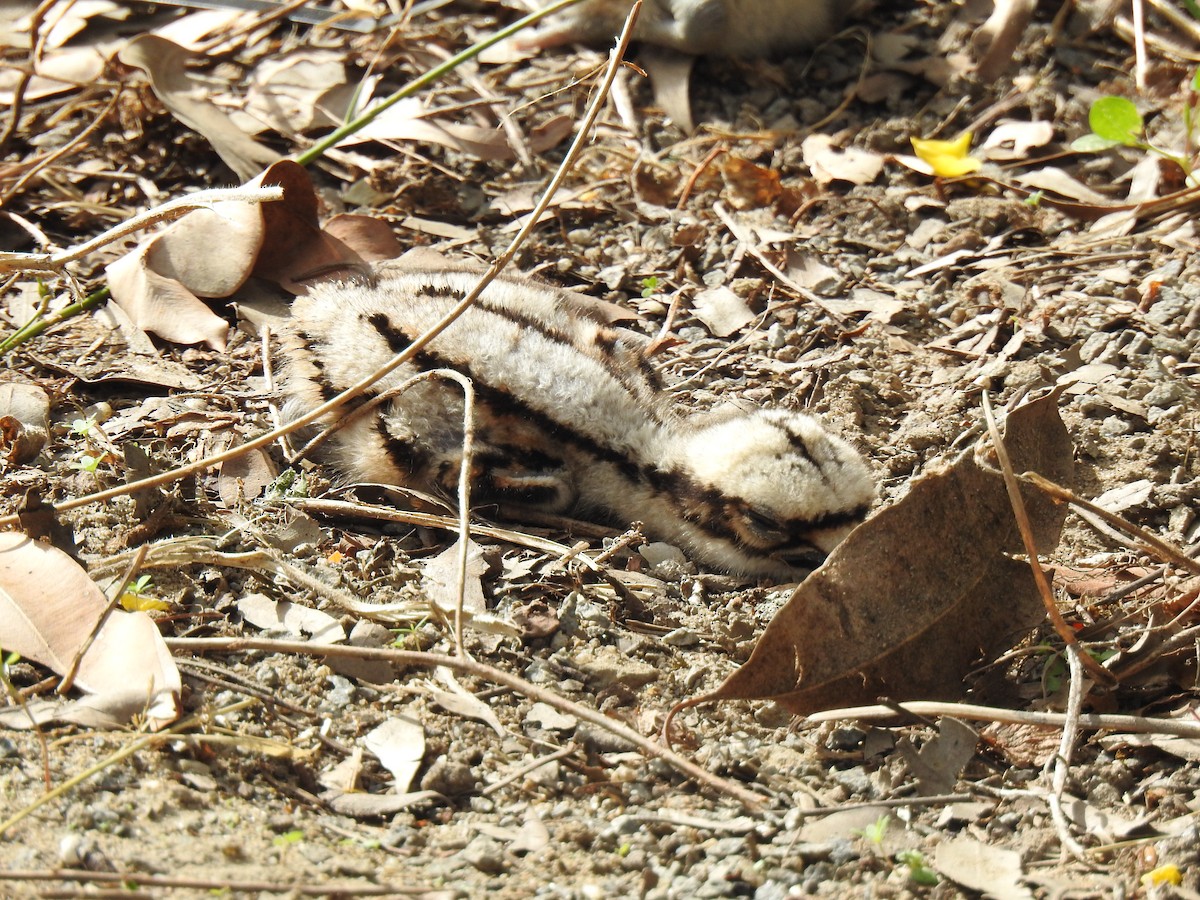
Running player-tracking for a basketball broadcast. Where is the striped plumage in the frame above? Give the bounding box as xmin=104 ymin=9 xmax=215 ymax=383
xmin=281 ymin=264 xmax=874 ymax=579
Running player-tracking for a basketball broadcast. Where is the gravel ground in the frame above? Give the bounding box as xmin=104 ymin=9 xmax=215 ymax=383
xmin=1 ymin=0 xmax=1199 ymax=897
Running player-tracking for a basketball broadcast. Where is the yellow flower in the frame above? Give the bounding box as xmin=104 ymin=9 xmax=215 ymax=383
xmin=910 ymin=132 xmax=982 ymax=177
xmin=1141 ymin=864 xmax=1182 ymax=887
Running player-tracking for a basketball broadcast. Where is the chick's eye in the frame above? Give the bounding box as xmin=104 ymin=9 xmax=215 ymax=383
xmin=742 ymin=508 xmax=786 ymax=543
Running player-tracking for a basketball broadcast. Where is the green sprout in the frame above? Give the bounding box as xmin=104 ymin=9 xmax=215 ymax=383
xmin=640 ymin=276 xmax=660 ymax=299
xmin=897 ymin=849 xmax=939 ymax=886
xmin=71 ymin=454 xmax=102 ymax=474
xmin=854 ymin=814 xmax=890 ymax=847
xmin=70 ymin=417 xmax=98 ymax=438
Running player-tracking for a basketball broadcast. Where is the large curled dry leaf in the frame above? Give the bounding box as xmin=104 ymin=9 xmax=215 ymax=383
xmin=707 ymin=392 xmax=1072 ymax=715
xmin=105 ymin=161 xmax=377 ymax=347
xmin=0 ymin=533 xmax=180 ymax=729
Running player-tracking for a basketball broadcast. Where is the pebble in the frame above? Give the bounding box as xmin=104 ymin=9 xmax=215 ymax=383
xmin=461 ymin=834 xmax=507 ymax=874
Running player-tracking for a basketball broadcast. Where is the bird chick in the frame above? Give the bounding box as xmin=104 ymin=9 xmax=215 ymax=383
xmin=518 ymin=0 xmax=843 ymax=57
xmin=280 ymin=264 xmax=874 ymax=579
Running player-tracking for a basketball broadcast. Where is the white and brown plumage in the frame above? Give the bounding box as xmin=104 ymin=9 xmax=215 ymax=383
xmin=280 ymin=263 xmax=874 ymax=579
xmin=517 ymin=0 xmax=843 ymax=57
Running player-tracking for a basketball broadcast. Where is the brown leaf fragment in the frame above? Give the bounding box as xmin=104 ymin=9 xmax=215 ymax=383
xmin=0 ymin=381 xmax=50 ymax=465
xmin=0 ymin=533 xmax=180 ymax=729
xmin=217 ymin=445 xmax=277 ymax=506
xmin=363 ymin=716 xmax=425 ymax=793
xmin=251 ymin=161 xmax=374 ymax=290
xmin=932 ymin=836 xmax=1033 ymax=900
xmin=708 ymin=392 xmax=1073 ymax=715
xmin=897 ymin=717 xmax=978 ymax=795
xmin=117 ymin=34 xmax=282 ymax=181
xmin=721 ymin=156 xmax=782 ymax=210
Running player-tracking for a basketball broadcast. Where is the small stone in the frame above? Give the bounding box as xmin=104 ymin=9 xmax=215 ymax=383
xmin=525 ymin=701 xmax=578 ymax=732
xmin=419 ymin=758 xmax=476 ymax=796
xmin=461 ymin=835 xmax=507 ymax=874
xmin=1099 ymin=416 xmax=1134 ymax=436
xmin=572 ymin=645 xmax=659 ymax=689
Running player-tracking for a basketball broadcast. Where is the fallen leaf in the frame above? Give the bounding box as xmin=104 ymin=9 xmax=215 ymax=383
xmin=691 ymin=286 xmax=754 ymax=337
xmin=898 ymin=717 xmax=978 ymax=795
xmin=980 ymin=120 xmax=1055 ymax=161
xmin=218 ymin=445 xmax=277 ymax=506
xmin=421 ymin=667 xmax=507 ymax=737
xmin=1013 ymin=167 xmax=1107 ymax=204
xmin=801 ymin=134 xmax=885 ymax=186
xmin=721 ymin=156 xmax=782 ymax=209
xmin=932 ymin=836 xmax=1033 ymax=900
xmin=363 ymin=716 xmax=426 ymax=793
xmin=422 ymin=539 xmax=489 ymax=621
xmin=0 ymin=533 xmax=180 ymax=729
xmin=117 ymin=35 xmax=281 ymax=181
xmin=0 ymin=381 xmax=50 ymax=465
xmin=706 ymin=392 xmax=1072 ymax=714
xmin=237 ymin=593 xmax=346 ymax=644
xmin=510 ymin=808 xmax=551 ymax=855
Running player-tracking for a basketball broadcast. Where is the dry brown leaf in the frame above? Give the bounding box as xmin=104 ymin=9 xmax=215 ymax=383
xmin=0 ymin=381 xmax=50 ymax=465
xmin=932 ymin=836 xmax=1033 ymax=900
xmin=721 ymin=156 xmax=782 ymax=210
xmin=251 ymin=161 xmax=378 ymax=289
xmin=0 ymin=533 xmax=180 ymax=729
xmin=237 ymin=593 xmax=345 ymax=645
xmin=239 ymin=49 xmax=358 ymax=135
xmin=323 ymin=214 xmax=406 ymax=262
xmin=217 ymin=446 xmax=277 ymax=506
xmin=897 ymin=717 xmax=978 ymax=795
xmin=105 ymin=194 xmax=268 ymax=349
xmin=691 ymin=286 xmax=754 ymax=337
xmin=707 ymin=392 xmax=1072 ymax=715
xmin=117 ymin=34 xmax=281 ymax=181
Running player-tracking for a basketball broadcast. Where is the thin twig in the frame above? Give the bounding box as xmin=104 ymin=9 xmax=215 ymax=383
xmin=292 ymin=0 xmax=586 ymax=166
xmin=168 ymin=636 xmax=770 ymax=812
xmin=57 ymin=546 xmax=148 ymax=695
xmin=980 ymin=392 xmax=1115 ymax=686
xmin=0 ymin=185 xmax=284 ymax=276
xmin=1045 ymin=646 xmax=1089 ymax=861
xmin=1021 ymin=471 xmax=1200 ymax=576
xmin=0 ymin=90 xmax=123 ymax=209
xmin=805 ymin=700 xmax=1200 ymax=737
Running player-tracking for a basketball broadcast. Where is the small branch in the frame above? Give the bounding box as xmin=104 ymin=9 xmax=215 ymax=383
xmin=168 ymin=636 xmax=770 ymax=812
xmin=805 ymin=700 xmax=1200 ymax=737
xmin=980 ymin=392 xmax=1115 ymax=686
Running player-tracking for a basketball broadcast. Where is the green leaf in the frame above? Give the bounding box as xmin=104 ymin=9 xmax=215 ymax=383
xmin=1089 ymin=96 xmax=1143 ymax=145
xmin=1192 ymin=68 xmax=1200 ymax=92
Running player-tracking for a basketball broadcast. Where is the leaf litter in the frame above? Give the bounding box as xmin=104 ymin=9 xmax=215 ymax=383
xmin=1 ymin=0 xmax=1200 ymax=896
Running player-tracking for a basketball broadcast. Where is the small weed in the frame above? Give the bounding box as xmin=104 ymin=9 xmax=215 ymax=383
xmin=896 ymin=849 xmax=939 ymax=886
xmin=854 ymin=814 xmax=890 ymax=848
xmin=639 ymin=276 xmax=660 ymax=299
xmin=71 ymin=453 xmax=102 ymax=474
xmin=1073 ymin=71 xmax=1200 ymax=186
